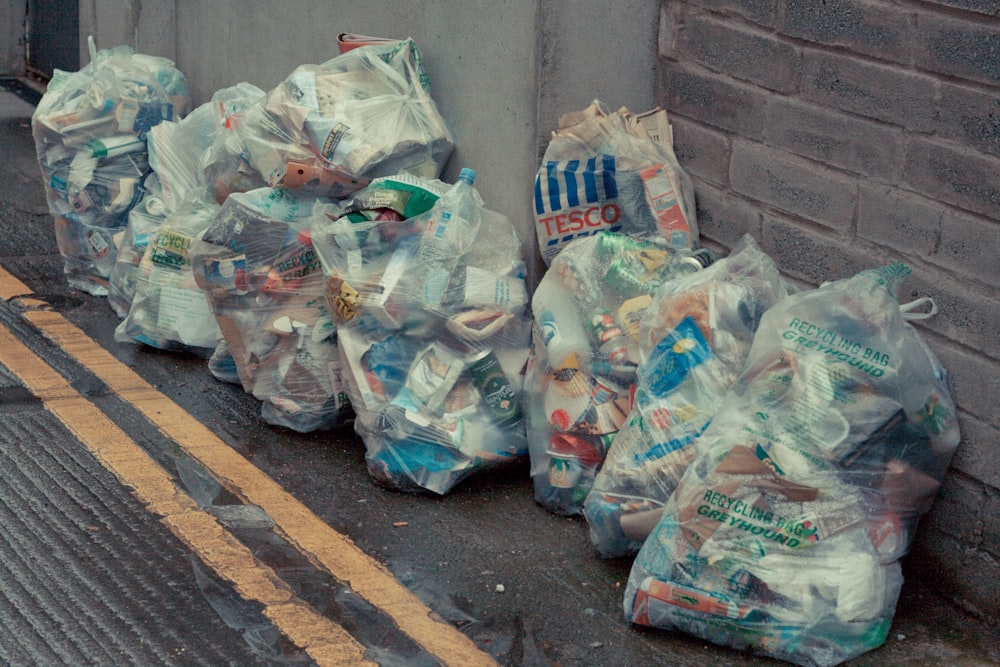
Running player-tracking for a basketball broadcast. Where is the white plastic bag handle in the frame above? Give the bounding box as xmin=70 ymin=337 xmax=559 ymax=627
xmin=900 ymin=297 xmax=937 ymax=321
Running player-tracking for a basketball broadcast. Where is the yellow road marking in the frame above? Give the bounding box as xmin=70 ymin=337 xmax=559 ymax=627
xmin=0 ymin=267 xmax=497 ymax=667
xmin=0 ymin=265 xmax=32 ymax=300
xmin=0 ymin=319 xmax=375 ymax=667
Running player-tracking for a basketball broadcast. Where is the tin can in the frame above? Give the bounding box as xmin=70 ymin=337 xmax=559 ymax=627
xmin=547 ymin=432 xmax=605 ymax=489
xmin=605 ymin=252 xmax=657 ymax=291
xmin=683 ymin=247 xmax=718 ymax=270
xmin=595 ymin=232 xmax=649 ymax=260
xmin=468 ymin=348 xmax=523 ymax=429
xmin=588 ymin=309 xmax=629 ymax=362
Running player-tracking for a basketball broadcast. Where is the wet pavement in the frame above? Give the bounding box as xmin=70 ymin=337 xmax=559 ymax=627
xmin=0 ymin=79 xmax=997 ymax=666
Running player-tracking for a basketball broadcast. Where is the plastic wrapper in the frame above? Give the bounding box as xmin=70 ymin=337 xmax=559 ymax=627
xmin=533 ymin=100 xmax=697 ymax=266
xmin=315 ymin=169 xmax=532 ymax=494
xmin=190 ymin=187 xmax=350 ymax=432
xmin=236 ymin=38 xmax=453 ymax=198
xmin=584 ymin=236 xmax=789 ymax=558
xmin=31 ymin=38 xmax=190 ymax=295
xmin=524 ymin=232 xmax=718 ymax=515
xmin=624 ymin=264 xmax=961 ymax=667
xmin=109 ymin=83 xmax=266 ymax=318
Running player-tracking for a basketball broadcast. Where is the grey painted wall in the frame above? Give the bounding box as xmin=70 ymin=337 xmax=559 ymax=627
xmin=77 ymin=0 xmax=660 ymax=285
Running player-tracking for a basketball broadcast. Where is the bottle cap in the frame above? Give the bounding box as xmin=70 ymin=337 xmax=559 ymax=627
xmin=458 ymin=167 xmax=476 ymax=185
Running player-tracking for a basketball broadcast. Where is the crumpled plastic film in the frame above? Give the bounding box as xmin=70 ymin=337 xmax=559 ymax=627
xmin=31 ymin=41 xmax=190 ymax=295
xmin=623 ymin=263 xmax=961 ymax=667
xmin=109 ymin=83 xmax=265 ymax=334
xmin=584 ymin=235 xmax=789 ymax=558
xmin=315 ymin=170 xmax=532 ymax=494
xmin=524 ymin=232 xmax=718 ymax=515
xmin=533 ymin=100 xmax=697 ymax=266
xmin=236 ymin=38 xmax=453 ymax=198
xmin=191 ymin=187 xmax=350 ymax=432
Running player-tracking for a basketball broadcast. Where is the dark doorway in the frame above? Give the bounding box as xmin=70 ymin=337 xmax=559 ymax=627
xmin=26 ymin=0 xmax=79 ymax=80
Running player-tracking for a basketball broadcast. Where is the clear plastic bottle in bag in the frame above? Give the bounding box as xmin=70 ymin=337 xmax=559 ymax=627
xmin=413 ymin=167 xmax=481 ymax=309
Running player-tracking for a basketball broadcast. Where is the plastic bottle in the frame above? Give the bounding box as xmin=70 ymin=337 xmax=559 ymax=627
xmin=531 ymin=276 xmax=589 ymax=370
xmin=414 ymin=168 xmax=481 ymax=307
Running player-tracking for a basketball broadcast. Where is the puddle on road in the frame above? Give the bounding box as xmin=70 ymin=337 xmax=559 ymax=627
xmin=393 ymin=566 xmax=551 ymax=666
xmin=174 ymin=456 xmax=442 ymax=665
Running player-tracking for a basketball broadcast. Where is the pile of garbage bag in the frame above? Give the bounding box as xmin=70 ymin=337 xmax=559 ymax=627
xmin=29 ymin=39 xmax=967 ymax=666
xmin=583 ymin=235 xmax=789 ymax=558
xmin=623 ymin=264 xmax=960 ymax=666
xmin=524 ymin=231 xmax=717 ymax=515
xmin=31 ymin=39 xmax=190 ymax=295
xmin=316 ymin=169 xmax=533 ymax=494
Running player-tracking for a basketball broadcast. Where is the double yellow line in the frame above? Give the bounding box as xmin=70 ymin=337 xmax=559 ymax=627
xmin=0 ymin=266 xmax=496 ymax=667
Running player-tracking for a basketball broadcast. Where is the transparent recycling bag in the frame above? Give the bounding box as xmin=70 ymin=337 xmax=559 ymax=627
xmin=109 ymin=83 xmax=266 ymax=318
xmin=114 ymin=200 xmax=220 ymax=354
xmin=624 ymin=264 xmax=960 ymax=667
xmin=31 ymin=39 xmax=190 ymax=295
xmin=533 ymin=100 xmax=697 ymax=266
xmin=315 ymin=169 xmax=532 ymax=494
xmin=191 ymin=187 xmax=350 ymax=432
xmin=236 ymin=38 xmax=453 ymax=199
xmin=584 ymin=235 xmax=789 ymax=558
xmin=524 ymin=232 xmax=717 ymax=515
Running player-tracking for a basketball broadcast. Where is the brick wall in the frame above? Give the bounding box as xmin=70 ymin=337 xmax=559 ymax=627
xmin=658 ymin=0 xmax=1000 ymax=620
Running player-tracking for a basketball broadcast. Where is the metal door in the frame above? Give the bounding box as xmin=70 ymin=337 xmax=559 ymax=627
xmin=26 ymin=0 xmax=79 ymax=79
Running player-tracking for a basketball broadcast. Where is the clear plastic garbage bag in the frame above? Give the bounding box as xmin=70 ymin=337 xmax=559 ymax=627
xmin=624 ymin=263 xmax=960 ymax=667
xmin=31 ymin=39 xmax=190 ymax=295
xmin=108 ymin=83 xmax=265 ymax=318
xmin=316 ymin=169 xmax=532 ymax=494
xmin=525 ymin=231 xmax=717 ymax=515
xmin=533 ymin=100 xmax=697 ymax=266
xmin=191 ymin=187 xmax=350 ymax=432
xmin=236 ymin=38 xmax=453 ymax=199
xmin=584 ymin=235 xmax=789 ymax=558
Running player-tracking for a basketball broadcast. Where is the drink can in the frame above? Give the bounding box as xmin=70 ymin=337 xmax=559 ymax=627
xmin=595 ymin=232 xmax=648 ymax=260
xmin=684 ymin=247 xmax=718 ymax=270
xmin=588 ymin=309 xmax=625 ymax=343
xmin=468 ymin=348 xmax=523 ymax=429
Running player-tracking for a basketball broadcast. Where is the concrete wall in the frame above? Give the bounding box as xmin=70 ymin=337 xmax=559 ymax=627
xmin=658 ymin=0 xmax=1000 ymax=620
xmin=78 ymin=0 xmax=660 ymax=285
